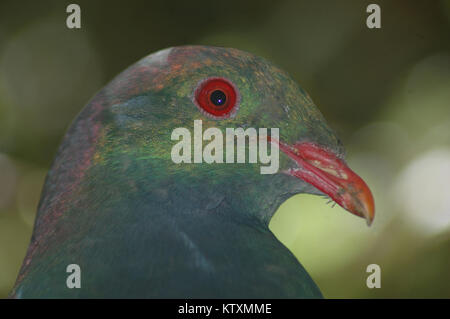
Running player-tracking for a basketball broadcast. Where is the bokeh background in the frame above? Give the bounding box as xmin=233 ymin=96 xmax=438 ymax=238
xmin=0 ymin=0 xmax=449 ymax=298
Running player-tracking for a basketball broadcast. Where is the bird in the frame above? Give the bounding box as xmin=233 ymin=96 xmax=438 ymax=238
xmin=10 ymin=45 xmax=374 ymax=298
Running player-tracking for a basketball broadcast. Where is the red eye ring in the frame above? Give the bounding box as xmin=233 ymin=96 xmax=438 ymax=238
xmin=194 ymin=77 xmax=239 ymax=119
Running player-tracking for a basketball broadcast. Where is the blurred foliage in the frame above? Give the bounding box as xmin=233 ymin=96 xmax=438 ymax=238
xmin=0 ymin=0 xmax=449 ymax=298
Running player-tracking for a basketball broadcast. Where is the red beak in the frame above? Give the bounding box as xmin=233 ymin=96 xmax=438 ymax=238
xmin=278 ymin=141 xmax=375 ymax=226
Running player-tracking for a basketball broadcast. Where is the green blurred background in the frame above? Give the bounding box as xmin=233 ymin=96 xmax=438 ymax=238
xmin=0 ymin=0 xmax=449 ymax=298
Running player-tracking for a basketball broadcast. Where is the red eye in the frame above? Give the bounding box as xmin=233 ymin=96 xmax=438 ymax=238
xmin=194 ymin=77 xmax=239 ymax=119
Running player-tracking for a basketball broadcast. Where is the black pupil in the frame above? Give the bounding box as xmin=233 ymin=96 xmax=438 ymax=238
xmin=210 ymin=90 xmax=226 ymax=106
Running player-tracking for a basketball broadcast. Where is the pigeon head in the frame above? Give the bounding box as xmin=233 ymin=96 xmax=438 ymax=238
xmin=94 ymin=46 xmax=374 ymax=225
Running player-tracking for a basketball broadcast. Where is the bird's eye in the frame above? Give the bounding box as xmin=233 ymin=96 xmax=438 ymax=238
xmin=194 ymin=77 xmax=239 ymax=119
